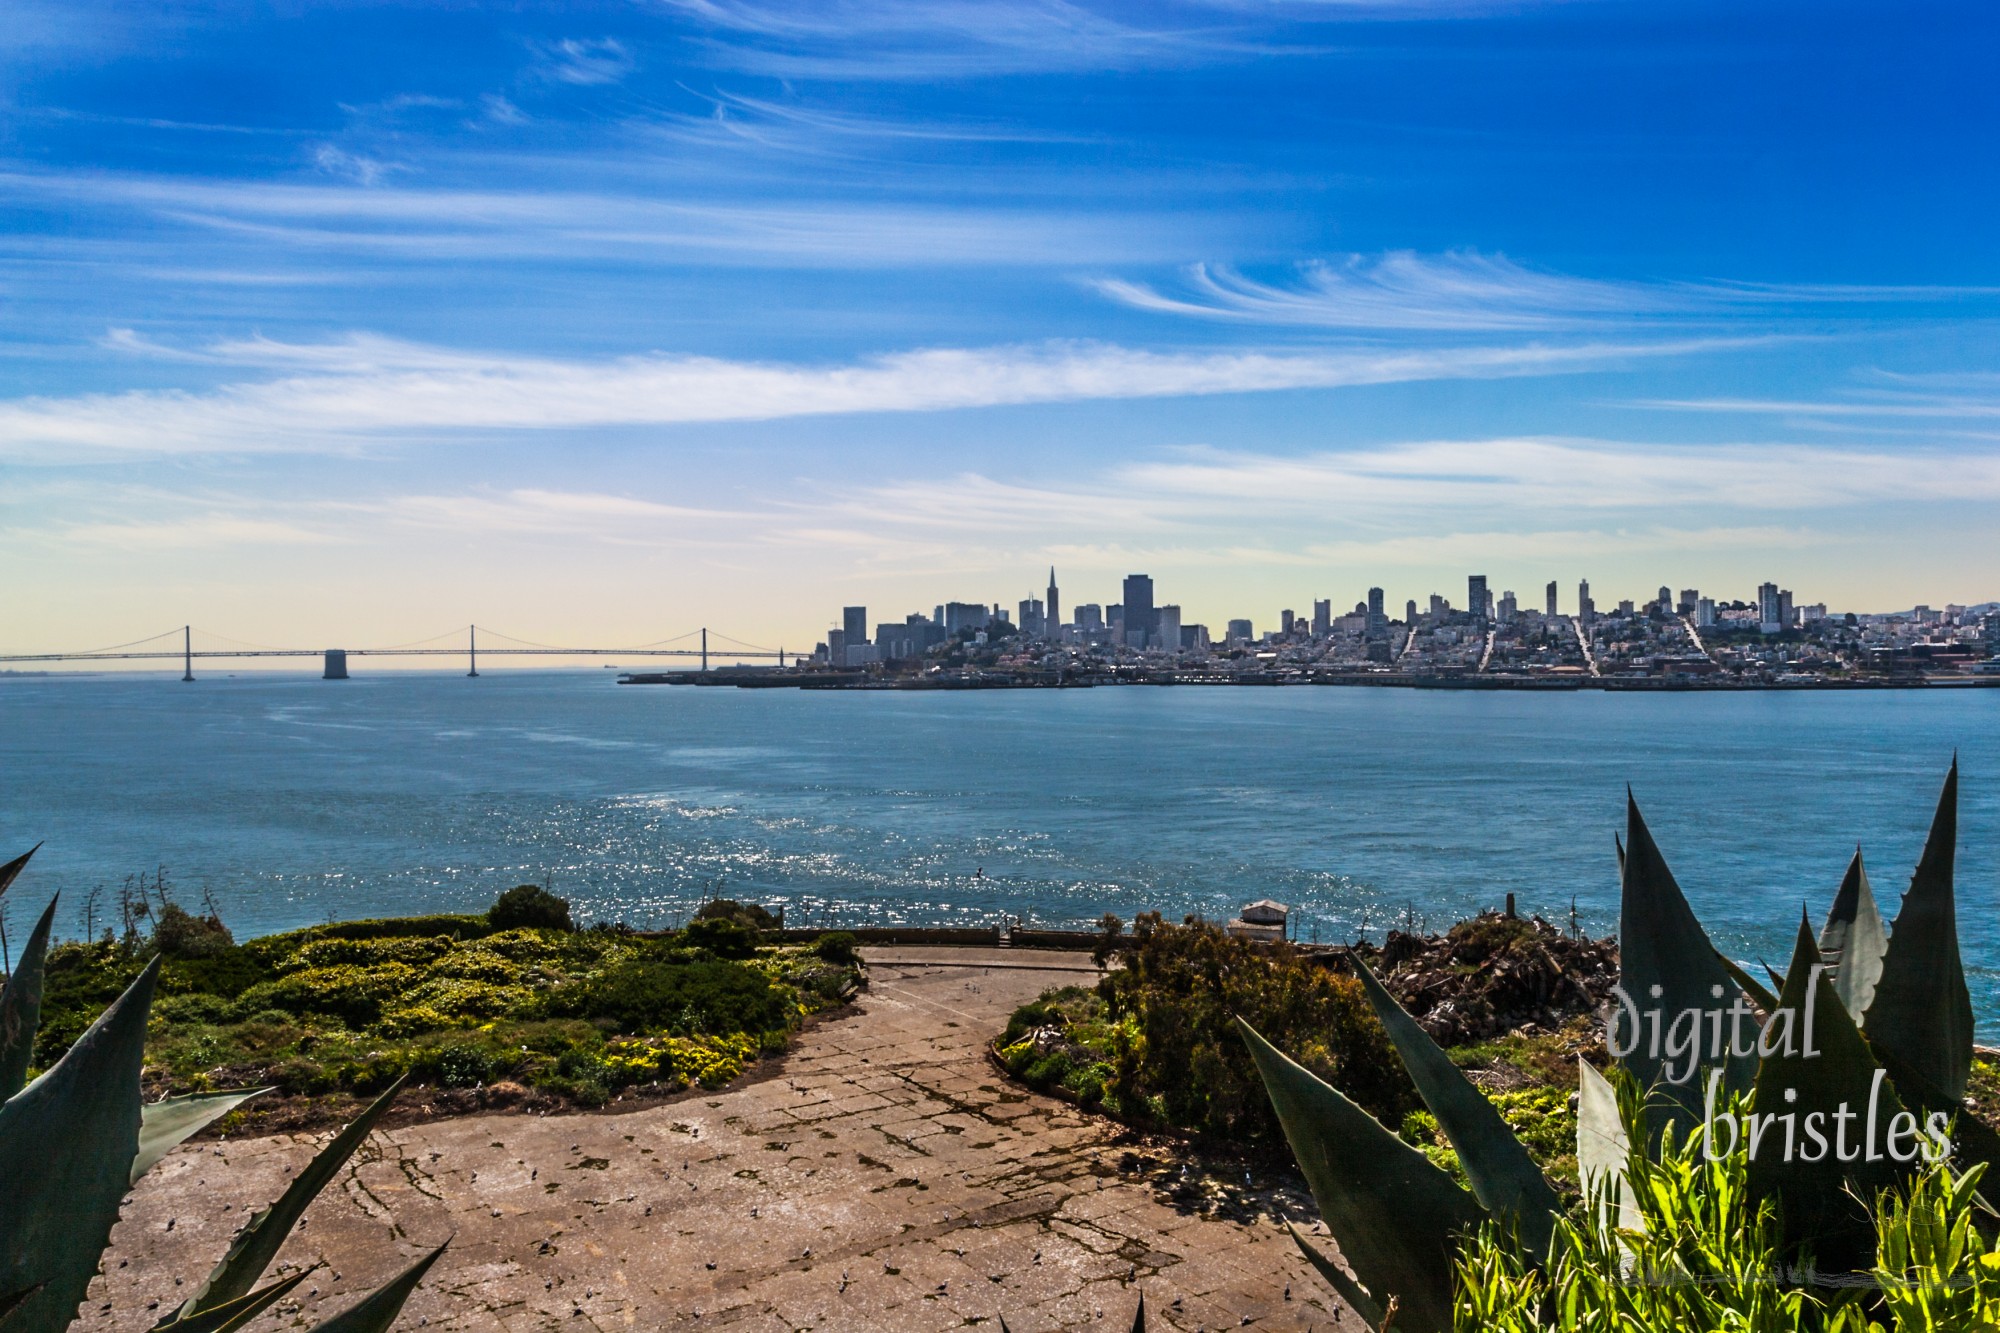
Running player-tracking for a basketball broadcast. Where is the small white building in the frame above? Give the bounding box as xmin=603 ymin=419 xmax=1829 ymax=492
xmin=1225 ymin=899 xmax=1291 ymax=943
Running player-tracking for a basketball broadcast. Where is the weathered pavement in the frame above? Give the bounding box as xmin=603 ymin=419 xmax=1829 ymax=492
xmin=87 ymin=949 xmax=1341 ymax=1331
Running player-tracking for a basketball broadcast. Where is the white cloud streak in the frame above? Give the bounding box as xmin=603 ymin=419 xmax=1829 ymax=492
xmin=0 ymin=332 xmax=1729 ymax=458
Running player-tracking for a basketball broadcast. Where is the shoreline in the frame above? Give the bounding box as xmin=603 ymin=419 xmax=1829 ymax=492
xmin=624 ymin=669 xmax=2000 ymax=692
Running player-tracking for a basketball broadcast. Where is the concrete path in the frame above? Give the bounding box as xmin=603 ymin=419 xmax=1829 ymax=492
xmin=88 ymin=949 xmax=1341 ymax=1332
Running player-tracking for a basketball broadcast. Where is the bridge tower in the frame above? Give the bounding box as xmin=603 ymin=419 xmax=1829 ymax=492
xmin=468 ymin=625 xmax=479 ymax=678
xmin=181 ymin=626 xmax=193 ymax=682
xmin=323 ymin=649 xmax=349 ymax=680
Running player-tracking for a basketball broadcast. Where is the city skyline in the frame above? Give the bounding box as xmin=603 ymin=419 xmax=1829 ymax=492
xmin=5 ymin=2 xmax=2000 ymax=653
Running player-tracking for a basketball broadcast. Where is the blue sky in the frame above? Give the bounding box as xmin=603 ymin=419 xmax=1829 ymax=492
xmin=3 ymin=0 xmax=1998 ymax=657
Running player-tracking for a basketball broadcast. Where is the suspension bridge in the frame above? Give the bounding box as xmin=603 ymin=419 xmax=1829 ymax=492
xmin=0 ymin=625 xmax=788 ymax=679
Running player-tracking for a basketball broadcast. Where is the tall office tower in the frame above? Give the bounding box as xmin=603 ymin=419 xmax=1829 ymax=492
xmin=1657 ymin=585 xmax=1673 ymax=613
xmin=1227 ymin=618 xmax=1254 ymax=644
xmin=1156 ymin=604 xmax=1182 ymax=653
xmin=1578 ymin=579 xmax=1595 ymax=625
xmin=1679 ymin=589 xmax=1700 ymax=616
xmin=1018 ymin=598 xmax=1045 ymax=638
xmin=1074 ymin=604 xmax=1104 ymax=631
xmin=1429 ymin=593 xmax=1447 ymax=618
xmin=843 ymin=606 xmax=867 ymax=646
xmin=1046 ymin=568 xmax=1061 ymax=632
xmin=1281 ymin=609 xmax=1296 ymax=636
xmin=943 ymin=601 xmax=988 ymax=634
xmin=1498 ymin=590 xmax=1517 ymax=623
xmin=1777 ymin=589 xmax=1794 ymax=630
xmin=1758 ymin=582 xmax=1782 ymax=633
xmin=1697 ymin=598 xmax=1717 ymax=628
xmin=826 ymin=629 xmax=847 ymax=663
xmin=1367 ymin=587 xmax=1387 ymax=640
xmin=1406 ymin=598 xmax=1419 ymax=626
xmin=1546 ymin=581 xmax=1559 ymax=618
xmin=1312 ymin=599 xmax=1332 ymax=637
xmin=1468 ymin=574 xmax=1489 ymax=624
xmin=1121 ymin=574 xmax=1155 ymax=643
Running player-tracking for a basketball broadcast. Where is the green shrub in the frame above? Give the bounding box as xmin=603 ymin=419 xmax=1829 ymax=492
xmin=150 ymin=902 xmax=235 ymax=958
xmin=812 ymin=931 xmax=860 ymax=965
xmin=488 ymin=884 xmax=573 ymax=932
xmin=694 ymin=898 xmax=780 ymax=931
xmin=544 ymin=958 xmax=792 ymax=1035
xmin=682 ymin=917 xmax=757 ymax=959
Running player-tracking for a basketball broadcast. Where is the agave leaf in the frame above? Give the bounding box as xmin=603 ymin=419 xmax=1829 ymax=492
xmin=1865 ymin=1036 xmax=2000 ymax=1184
xmin=0 ymin=956 xmax=158 ymax=1333
xmin=1747 ymin=913 xmax=1912 ymax=1275
xmin=302 ymin=1243 xmax=446 ymax=1333
xmin=155 ymin=1269 xmax=314 ymax=1333
xmin=173 ymin=1075 xmax=408 ymax=1320
xmin=1575 ymin=1059 xmax=1642 ymax=1241
xmin=1349 ymin=954 xmax=1560 ymax=1259
xmin=1712 ymin=951 xmax=1779 ymax=1016
xmin=1288 ymin=1221 xmax=1385 ymax=1328
xmin=0 ymin=845 xmax=39 ymax=901
xmin=0 ymin=1285 xmax=46 ymax=1332
xmin=134 ymin=1088 xmax=273 ymax=1184
xmin=1128 ymin=1293 xmax=1145 ymax=1333
xmin=1618 ymin=793 xmax=1753 ymax=1133
xmin=0 ymin=897 xmax=58 ymax=1101
xmin=1820 ymin=848 xmax=1887 ymax=1022
xmin=1236 ymin=1018 xmax=1477 ymax=1333
xmin=1864 ymin=761 xmax=1972 ymax=1102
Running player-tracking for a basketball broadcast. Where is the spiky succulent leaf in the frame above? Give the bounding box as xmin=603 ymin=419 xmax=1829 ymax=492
xmin=134 ymin=1088 xmax=272 ymax=1183
xmin=0 ymin=956 xmax=158 ymax=1333
xmin=0 ymin=1285 xmax=45 ymax=1331
xmin=172 ymin=1075 xmax=408 ymax=1321
xmin=1575 ymin=1059 xmax=1642 ymax=1240
xmin=1236 ymin=1018 xmax=1477 ymax=1333
xmin=1820 ymin=848 xmax=1887 ymax=1021
xmin=302 ymin=1244 xmax=445 ymax=1333
xmin=0 ymin=896 xmax=58 ymax=1101
xmin=1128 ymin=1293 xmax=1145 ymax=1333
xmin=0 ymin=845 xmax=38 ymax=901
xmin=1712 ymin=952 xmax=1779 ymax=1018
xmin=1618 ymin=793 xmax=1753 ymax=1133
xmin=156 ymin=1270 xmax=314 ymax=1333
xmin=1349 ymin=955 xmax=1559 ymax=1258
xmin=1288 ymin=1221 xmax=1384 ymax=1328
xmin=1747 ymin=913 xmax=1911 ymax=1274
xmin=1864 ymin=761 xmax=1972 ymax=1102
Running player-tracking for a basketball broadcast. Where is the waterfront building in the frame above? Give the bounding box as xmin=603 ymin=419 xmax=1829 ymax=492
xmin=1468 ymin=574 xmax=1489 ymax=624
xmin=1758 ymin=582 xmax=1782 ymax=634
xmin=1157 ymin=604 xmax=1182 ymax=653
xmin=1312 ymin=599 xmax=1332 ymax=637
xmin=1227 ymin=618 xmax=1254 ymax=645
xmin=1367 ymin=587 xmax=1387 ymax=641
xmin=1545 ymin=581 xmax=1559 ymax=618
xmin=1122 ymin=574 xmax=1156 ymax=643
xmin=876 ymin=615 xmax=945 ymax=661
xmin=843 ymin=606 xmax=868 ymax=646
xmin=1046 ymin=568 xmax=1061 ymax=633
xmin=826 ymin=628 xmax=846 ymax=664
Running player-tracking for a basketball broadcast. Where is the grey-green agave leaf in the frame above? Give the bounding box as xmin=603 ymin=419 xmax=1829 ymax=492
xmin=1349 ymin=954 xmax=1560 ymax=1259
xmin=303 ymin=1243 xmax=446 ymax=1333
xmin=1820 ymin=848 xmax=1887 ymax=1021
xmin=1618 ymin=793 xmax=1754 ymax=1133
xmin=0 ymin=896 xmax=58 ymax=1101
xmin=1575 ymin=1059 xmax=1642 ymax=1241
xmin=1236 ymin=1018 xmax=1477 ymax=1333
xmin=1711 ymin=952 xmax=1779 ymax=1018
xmin=134 ymin=1088 xmax=273 ymax=1184
xmin=1864 ymin=760 xmax=1972 ymax=1102
xmin=170 ymin=1075 xmax=408 ymax=1322
xmin=0 ymin=845 xmax=39 ymax=901
xmin=155 ymin=1269 xmax=314 ymax=1333
xmin=0 ymin=955 xmax=159 ymax=1333
xmin=1288 ymin=1221 xmax=1384 ymax=1328
xmin=1747 ymin=912 xmax=1911 ymax=1275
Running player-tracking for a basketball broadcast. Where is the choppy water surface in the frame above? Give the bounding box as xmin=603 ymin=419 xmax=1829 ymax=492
xmin=2 ymin=673 xmax=1997 ymax=1026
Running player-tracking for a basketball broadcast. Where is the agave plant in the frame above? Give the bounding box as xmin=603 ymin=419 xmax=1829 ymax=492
xmin=0 ymin=847 xmax=444 ymax=1333
xmin=1241 ymin=762 xmax=1978 ymax=1333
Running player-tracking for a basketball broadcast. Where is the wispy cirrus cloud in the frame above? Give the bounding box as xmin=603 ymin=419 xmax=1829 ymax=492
xmin=0 ymin=330 xmax=1734 ymax=458
xmin=1099 ymin=252 xmax=2000 ymax=333
xmin=538 ymin=37 xmax=636 ymax=86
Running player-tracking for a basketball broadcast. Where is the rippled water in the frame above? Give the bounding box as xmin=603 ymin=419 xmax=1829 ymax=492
xmin=3 ymin=672 xmax=1997 ymax=1026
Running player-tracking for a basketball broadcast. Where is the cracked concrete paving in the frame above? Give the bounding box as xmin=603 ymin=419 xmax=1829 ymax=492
xmin=83 ymin=949 xmax=1344 ymax=1332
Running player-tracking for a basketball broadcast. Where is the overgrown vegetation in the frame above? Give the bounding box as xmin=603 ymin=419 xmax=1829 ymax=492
xmin=31 ymin=884 xmax=862 ymax=1126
